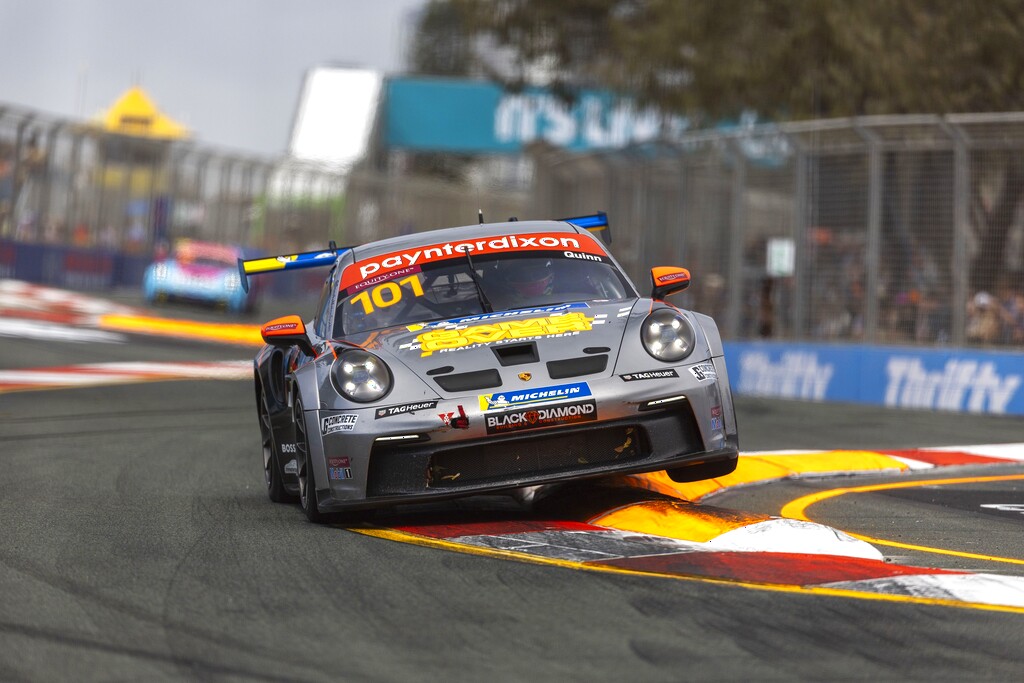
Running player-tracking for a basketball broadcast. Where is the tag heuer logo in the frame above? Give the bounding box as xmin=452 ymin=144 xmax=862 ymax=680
xmin=518 ymin=372 xmax=532 ymax=381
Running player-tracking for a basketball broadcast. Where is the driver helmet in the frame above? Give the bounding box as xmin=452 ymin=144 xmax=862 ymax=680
xmin=505 ymin=260 xmax=554 ymax=298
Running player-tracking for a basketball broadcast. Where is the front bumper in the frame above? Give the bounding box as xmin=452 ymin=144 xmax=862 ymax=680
xmin=303 ymin=358 xmax=738 ymax=512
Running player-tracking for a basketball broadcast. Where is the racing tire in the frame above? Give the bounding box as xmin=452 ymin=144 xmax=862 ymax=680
xmin=666 ymin=456 xmax=738 ymax=483
xmin=294 ymin=396 xmax=327 ymax=523
xmin=260 ymin=391 xmax=296 ymax=503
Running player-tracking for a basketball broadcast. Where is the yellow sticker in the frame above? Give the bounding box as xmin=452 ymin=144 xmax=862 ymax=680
xmin=414 ymin=313 xmax=593 ymax=357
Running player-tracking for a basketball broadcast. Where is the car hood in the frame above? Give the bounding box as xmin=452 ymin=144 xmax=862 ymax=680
xmin=349 ymin=300 xmax=637 ymax=395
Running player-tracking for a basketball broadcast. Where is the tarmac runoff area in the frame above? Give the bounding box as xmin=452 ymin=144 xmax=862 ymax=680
xmin=5 ymin=278 xmax=1024 ymax=614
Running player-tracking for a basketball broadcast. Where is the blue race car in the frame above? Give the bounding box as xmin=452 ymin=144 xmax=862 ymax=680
xmin=143 ymin=240 xmax=256 ymax=313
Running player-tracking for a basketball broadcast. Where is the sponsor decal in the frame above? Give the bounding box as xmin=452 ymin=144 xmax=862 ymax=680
xmin=564 ymin=251 xmax=604 ymax=262
xmin=709 ymin=416 xmax=723 ymax=431
xmin=284 ymin=459 xmax=298 ymax=474
xmin=656 ymin=271 xmax=689 ymax=284
xmin=341 ymin=232 xmax=604 ymax=288
xmin=438 ymin=405 xmax=470 ymax=429
xmin=689 ymin=362 xmax=718 ymax=382
xmin=264 ymin=322 xmax=298 ymax=333
xmin=407 ymin=303 xmax=590 ymax=332
xmin=885 ymin=357 xmax=1021 ymax=413
xmin=347 ymin=266 xmax=421 ymax=294
xmin=479 ymin=381 xmax=592 ymax=411
xmin=710 ymin=405 xmax=723 ymax=418
xmin=328 ymin=467 xmax=353 ymax=481
xmin=281 ymin=443 xmax=297 ymax=454
xmin=620 ymin=369 xmax=679 ymax=382
xmin=485 ymin=399 xmax=597 ymax=435
xmin=375 ymin=400 xmax=440 ymax=419
xmin=518 ymin=372 xmax=532 ymax=381
xmin=738 ymin=351 xmax=834 ymax=400
xmin=404 ymin=312 xmax=593 ymax=357
xmin=321 ymin=414 xmax=358 ymax=435
xmin=328 ymin=457 xmax=351 ymax=468
xmin=276 ymin=255 xmax=298 ymax=263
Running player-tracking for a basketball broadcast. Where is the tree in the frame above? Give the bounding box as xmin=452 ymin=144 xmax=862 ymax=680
xmin=418 ymin=0 xmax=1024 ymax=294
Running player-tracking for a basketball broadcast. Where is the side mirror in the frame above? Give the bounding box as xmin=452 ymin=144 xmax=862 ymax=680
xmin=261 ymin=315 xmax=315 ymax=356
xmin=651 ymin=266 xmax=691 ymax=300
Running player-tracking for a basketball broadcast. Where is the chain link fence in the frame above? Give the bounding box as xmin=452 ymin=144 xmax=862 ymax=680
xmin=528 ymin=114 xmax=1024 ymax=348
xmin=0 ymin=103 xmax=346 ymax=260
xmin=5 ymin=99 xmax=1024 ymax=350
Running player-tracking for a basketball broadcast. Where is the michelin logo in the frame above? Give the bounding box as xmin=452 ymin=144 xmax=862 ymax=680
xmin=738 ymin=351 xmax=833 ymax=400
xmin=885 ymin=357 xmax=1021 ymax=414
xmin=480 ymin=381 xmax=592 ymax=411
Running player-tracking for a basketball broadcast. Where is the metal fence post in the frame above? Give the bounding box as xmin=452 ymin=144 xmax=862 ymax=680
xmin=855 ymin=124 xmax=882 ymax=343
xmin=944 ymin=121 xmax=970 ymax=346
xmin=727 ymin=139 xmax=746 ymax=339
xmin=791 ymin=137 xmax=808 ymax=338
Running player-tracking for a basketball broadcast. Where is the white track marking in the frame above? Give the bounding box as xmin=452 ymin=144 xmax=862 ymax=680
xmin=0 ymin=360 xmax=251 ymax=391
xmin=823 ymin=573 xmax=1024 ymax=607
xmin=0 ymin=319 xmax=127 ymax=343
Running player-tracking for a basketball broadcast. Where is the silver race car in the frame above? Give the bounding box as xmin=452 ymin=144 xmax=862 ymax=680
xmin=244 ymin=214 xmax=739 ymax=522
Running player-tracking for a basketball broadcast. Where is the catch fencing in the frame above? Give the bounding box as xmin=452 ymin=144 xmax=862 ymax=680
xmin=5 ymin=99 xmax=1024 ymax=352
xmin=529 ymin=114 xmax=1024 ymax=348
xmin=0 ymin=102 xmax=346 ymax=289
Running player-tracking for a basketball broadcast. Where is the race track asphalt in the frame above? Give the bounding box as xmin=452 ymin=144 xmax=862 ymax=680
xmin=2 ymin=327 xmax=1024 ymax=682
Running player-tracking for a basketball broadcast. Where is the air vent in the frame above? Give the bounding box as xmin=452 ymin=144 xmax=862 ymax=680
xmin=435 ymin=369 xmax=502 ymax=392
xmin=492 ymin=342 xmax=539 ymax=366
xmin=426 ymin=366 xmax=454 ymax=376
xmin=547 ymin=355 xmax=608 ymax=379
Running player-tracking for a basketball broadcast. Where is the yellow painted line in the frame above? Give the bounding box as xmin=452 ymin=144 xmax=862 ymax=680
xmin=349 ymin=526 xmax=1024 ymax=614
xmin=588 ymin=499 xmax=770 ymax=542
xmin=617 ymin=450 xmax=909 ymax=501
xmin=98 ymin=314 xmax=264 ymax=346
xmin=781 ymin=474 xmax=1024 ymax=566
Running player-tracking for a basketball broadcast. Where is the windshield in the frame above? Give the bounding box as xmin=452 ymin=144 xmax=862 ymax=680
xmin=334 ymin=252 xmax=633 ymax=336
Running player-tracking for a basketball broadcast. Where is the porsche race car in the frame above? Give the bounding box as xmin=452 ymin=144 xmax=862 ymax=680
xmin=143 ymin=240 xmax=257 ymax=313
xmin=245 ymin=214 xmax=739 ymax=522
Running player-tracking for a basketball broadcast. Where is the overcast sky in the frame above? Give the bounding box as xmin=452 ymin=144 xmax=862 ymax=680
xmin=0 ymin=0 xmax=426 ymax=156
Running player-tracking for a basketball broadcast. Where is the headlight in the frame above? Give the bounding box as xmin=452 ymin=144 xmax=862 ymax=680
xmin=641 ymin=309 xmax=695 ymax=362
xmin=332 ymin=351 xmax=392 ymax=403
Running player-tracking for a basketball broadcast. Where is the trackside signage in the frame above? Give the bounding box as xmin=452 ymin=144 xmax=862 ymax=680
xmin=340 ymin=232 xmax=605 ymax=290
xmin=724 ymin=341 xmax=1024 ymax=415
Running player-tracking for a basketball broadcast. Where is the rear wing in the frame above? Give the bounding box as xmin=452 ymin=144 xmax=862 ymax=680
xmin=560 ymin=211 xmax=612 ymax=244
xmin=236 ymin=242 xmax=349 ymax=293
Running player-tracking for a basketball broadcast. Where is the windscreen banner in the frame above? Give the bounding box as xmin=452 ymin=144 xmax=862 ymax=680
xmin=723 ymin=341 xmax=1024 ymax=416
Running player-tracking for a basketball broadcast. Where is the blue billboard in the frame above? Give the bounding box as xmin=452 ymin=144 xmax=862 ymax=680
xmin=384 ymin=77 xmax=671 ymax=153
xmin=724 ymin=341 xmax=1024 ymax=416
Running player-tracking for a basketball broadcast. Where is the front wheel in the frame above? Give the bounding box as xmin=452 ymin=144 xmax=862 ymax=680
xmin=260 ymin=391 xmax=296 ymax=503
xmin=294 ymin=396 xmax=326 ymax=523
